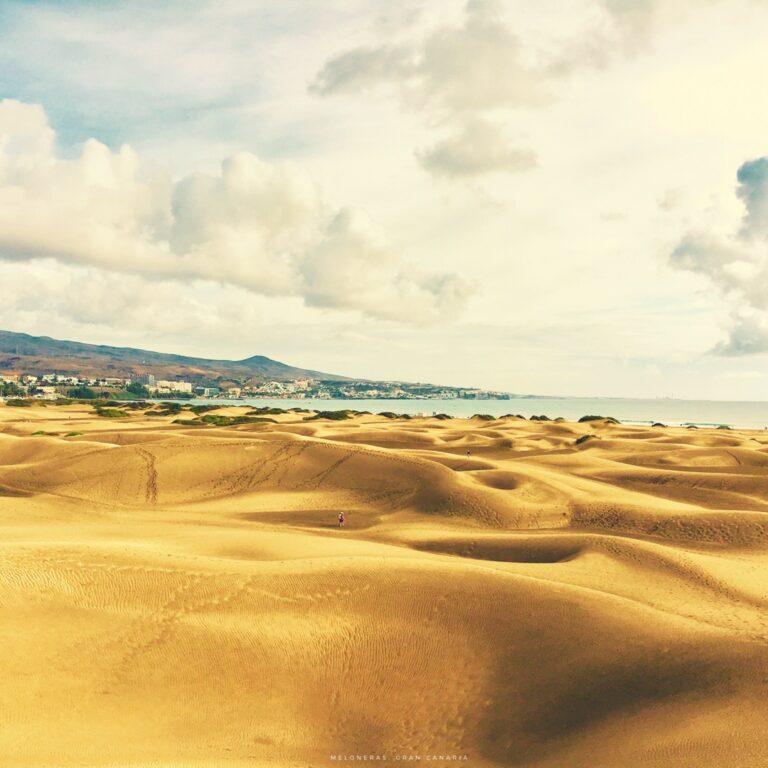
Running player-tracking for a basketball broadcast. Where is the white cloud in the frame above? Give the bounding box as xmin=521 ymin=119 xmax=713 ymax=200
xmin=417 ymin=117 xmax=536 ymax=177
xmin=312 ymin=0 xmax=547 ymax=114
xmin=0 ymin=99 xmax=472 ymax=323
xmin=301 ymin=208 xmax=475 ymax=321
xmin=311 ymin=0 xmax=548 ymax=178
xmin=713 ymin=311 xmax=768 ymax=356
xmin=670 ymin=156 xmax=768 ymax=355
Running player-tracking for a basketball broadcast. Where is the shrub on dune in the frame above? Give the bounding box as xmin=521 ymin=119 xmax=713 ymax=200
xmin=148 ymin=402 xmax=184 ymax=417
xmin=578 ymin=415 xmax=620 ymax=424
xmin=575 ymin=434 xmax=597 ymax=445
xmin=190 ymin=405 xmax=220 ymax=415
xmin=472 ymin=414 xmax=495 ymax=421
xmin=95 ymin=408 xmax=129 ymax=418
xmin=5 ymin=398 xmax=31 ymax=407
xmin=305 ymin=410 xmax=354 ymax=421
xmin=201 ymin=414 xmax=276 ymax=426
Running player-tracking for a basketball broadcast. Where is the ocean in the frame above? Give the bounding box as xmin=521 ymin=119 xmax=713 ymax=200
xmin=187 ymin=396 xmax=768 ymax=430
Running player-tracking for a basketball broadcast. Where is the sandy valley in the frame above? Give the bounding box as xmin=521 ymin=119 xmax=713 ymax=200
xmin=1 ymin=402 xmax=767 ymax=767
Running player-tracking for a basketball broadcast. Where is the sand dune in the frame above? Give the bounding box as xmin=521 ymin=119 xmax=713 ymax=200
xmin=1 ymin=403 xmax=768 ymax=767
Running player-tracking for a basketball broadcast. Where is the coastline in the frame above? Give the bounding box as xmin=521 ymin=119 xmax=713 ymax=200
xmin=169 ymin=396 xmax=768 ymax=430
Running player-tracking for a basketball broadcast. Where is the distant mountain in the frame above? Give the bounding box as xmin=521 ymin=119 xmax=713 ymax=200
xmin=0 ymin=330 xmax=348 ymax=385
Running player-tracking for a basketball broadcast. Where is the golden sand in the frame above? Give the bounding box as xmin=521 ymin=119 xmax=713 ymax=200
xmin=1 ymin=403 xmax=767 ymax=767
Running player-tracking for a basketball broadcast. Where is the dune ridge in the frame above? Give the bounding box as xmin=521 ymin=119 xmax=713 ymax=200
xmin=1 ymin=403 xmax=767 ymax=767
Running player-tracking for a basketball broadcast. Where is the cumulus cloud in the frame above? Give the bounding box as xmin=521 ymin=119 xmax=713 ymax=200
xmin=0 ymin=99 xmax=472 ymax=323
xmin=0 ymin=260 xmax=247 ymax=336
xmin=311 ymin=0 xmax=546 ymax=114
xmin=736 ymin=157 xmax=768 ymax=238
xmin=311 ymin=0 xmax=545 ymax=179
xmin=417 ymin=117 xmax=536 ymax=177
xmin=301 ymin=209 xmax=474 ymax=319
xmin=713 ymin=311 xmax=768 ymax=356
xmin=670 ymin=156 xmax=768 ymax=355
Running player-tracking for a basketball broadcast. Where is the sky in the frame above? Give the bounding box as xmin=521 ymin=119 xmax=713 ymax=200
xmin=1 ymin=0 xmax=768 ymax=398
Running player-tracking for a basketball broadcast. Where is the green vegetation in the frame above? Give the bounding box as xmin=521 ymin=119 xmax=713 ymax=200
xmin=172 ymin=418 xmax=205 ymax=426
xmin=68 ymin=385 xmax=97 ymax=399
xmin=190 ymin=404 xmax=220 ymax=415
xmin=94 ymin=407 xmax=129 ymax=418
xmin=529 ymin=415 xmax=551 ymax=421
xmin=148 ymin=402 xmax=184 ymax=417
xmin=0 ymin=381 xmax=23 ymax=397
xmin=247 ymin=407 xmax=285 ymax=416
xmin=472 ymin=414 xmax=496 ymax=421
xmin=433 ymin=413 xmax=453 ymax=420
xmin=305 ymin=410 xmax=354 ymax=421
xmin=31 ymin=430 xmax=48 ymax=436
xmin=575 ymin=434 xmax=596 ymax=445
xmin=126 ymin=381 xmax=150 ymax=397
xmin=201 ymin=414 xmax=276 ymax=426
xmin=64 ymin=432 xmax=83 ymax=437
xmin=5 ymin=398 xmax=31 ymax=407
xmin=717 ymin=424 xmax=732 ymax=430
xmin=377 ymin=411 xmax=413 ymax=419
xmin=652 ymin=422 xmax=666 ymax=428
xmin=578 ymin=415 xmax=620 ymax=424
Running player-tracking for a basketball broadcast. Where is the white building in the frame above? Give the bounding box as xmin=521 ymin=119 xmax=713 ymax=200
xmin=154 ymin=380 xmax=193 ymax=394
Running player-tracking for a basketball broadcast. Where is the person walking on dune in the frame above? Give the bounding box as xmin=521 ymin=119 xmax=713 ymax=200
xmin=338 ymin=512 xmax=345 ymax=528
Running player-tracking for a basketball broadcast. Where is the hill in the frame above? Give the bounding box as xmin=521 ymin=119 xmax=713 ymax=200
xmin=0 ymin=330 xmax=348 ymax=385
